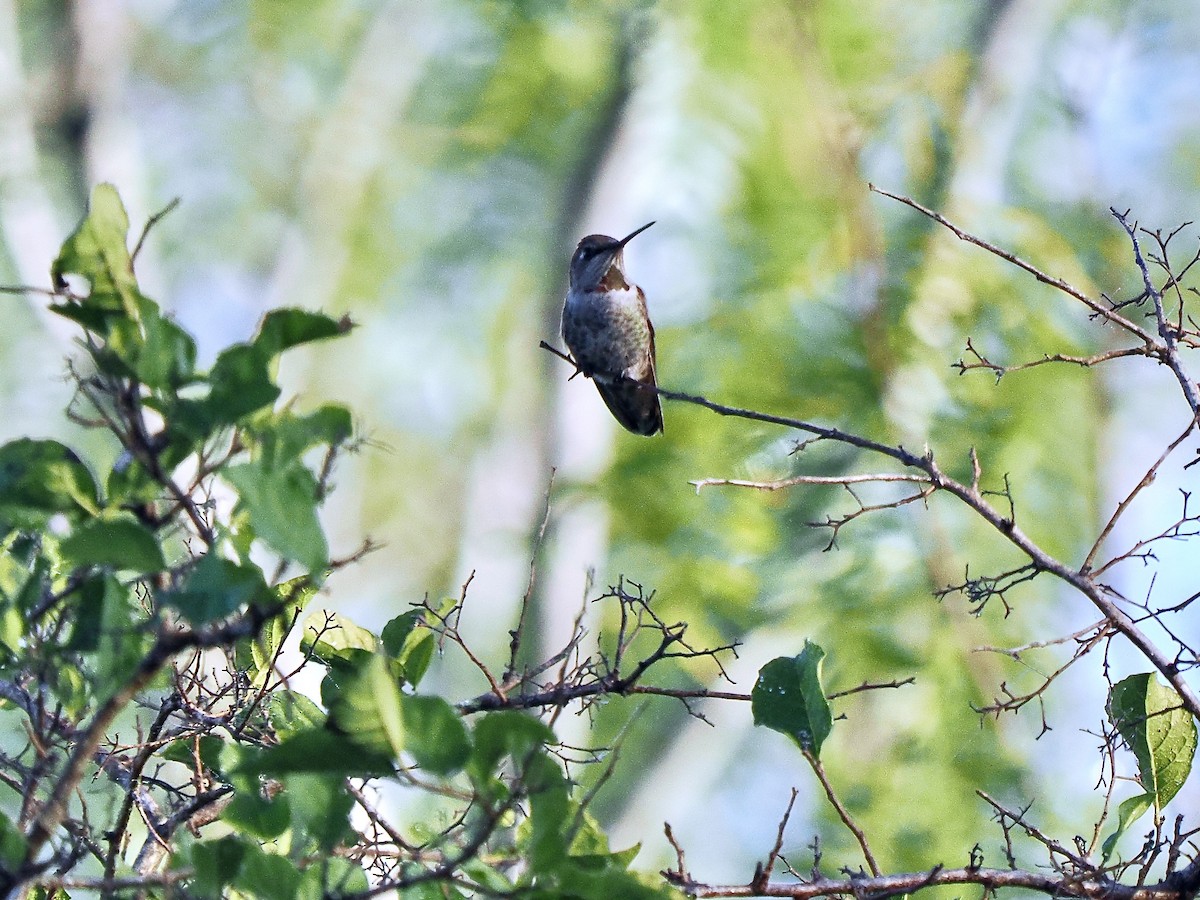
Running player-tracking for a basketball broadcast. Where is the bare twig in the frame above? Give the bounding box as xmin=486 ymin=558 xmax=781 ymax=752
xmin=1085 ymin=421 xmax=1197 ymax=572
xmin=753 ymin=789 xmax=800 ymax=891
xmin=802 ymin=748 xmax=880 ymax=877
xmin=691 ymin=473 xmax=931 ymax=492
xmin=954 ymin=336 xmax=1146 ymax=382
xmin=506 ymin=470 xmax=556 ymax=682
xmin=131 ymin=197 xmax=181 ymax=264
xmin=868 ymin=185 xmax=1155 ymax=345
xmin=670 ymin=863 xmax=1200 ymax=900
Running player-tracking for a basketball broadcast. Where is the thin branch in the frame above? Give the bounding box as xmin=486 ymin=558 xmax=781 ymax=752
xmin=828 ymin=677 xmax=916 ymax=699
xmin=506 ymin=470 xmax=555 ymax=682
xmin=977 ymin=791 xmax=1090 ymax=870
xmin=954 ymin=336 xmax=1146 ymax=381
xmin=1112 ymin=209 xmax=1200 ymax=419
xmin=691 ymin=473 xmax=931 ymax=492
xmin=753 ymin=789 xmax=800 ymax=891
xmin=1084 ymin=420 xmax=1197 ymax=572
xmin=670 ymin=864 xmax=1200 ymax=900
xmin=131 ymin=197 xmax=181 ymax=264
xmin=869 ymin=186 xmax=1155 ymax=345
xmin=802 ymin=748 xmax=879 ymax=877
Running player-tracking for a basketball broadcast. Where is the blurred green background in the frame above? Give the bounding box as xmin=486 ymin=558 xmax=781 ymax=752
xmin=3 ymin=0 xmax=1199 ymax=883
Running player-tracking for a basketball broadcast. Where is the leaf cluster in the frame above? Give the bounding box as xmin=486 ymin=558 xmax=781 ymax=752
xmin=0 ymin=186 xmax=679 ymax=899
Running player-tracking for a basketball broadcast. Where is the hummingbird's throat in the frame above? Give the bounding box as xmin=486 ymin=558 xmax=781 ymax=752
xmin=597 ymin=264 xmax=629 ymax=292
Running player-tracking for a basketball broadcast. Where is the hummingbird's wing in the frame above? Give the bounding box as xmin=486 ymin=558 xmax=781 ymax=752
xmin=594 ymin=293 xmax=663 ymax=436
xmin=595 ymin=377 xmax=663 ymax=436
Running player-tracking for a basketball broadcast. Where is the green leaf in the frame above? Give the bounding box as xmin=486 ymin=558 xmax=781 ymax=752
xmin=191 ymin=836 xmax=246 ymax=899
xmin=108 ymin=299 xmax=197 ymax=388
xmin=68 ymin=574 xmax=150 ymax=702
xmin=233 ymin=844 xmax=301 ymax=900
xmin=105 ymin=453 xmax=163 ymax=509
xmin=400 ymin=883 xmax=469 ymax=900
xmin=268 ymin=690 xmax=326 ymax=739
xmin=324 ymin=653 xmax=405 ymax=758
xmin=380 ymin=609 xmax=422 ymax=657
xmin=286 ymin=772 xmax=357 ymax=852
xmin=300 ymin=611 xmax=378 ymax=664
xmin=253 ymin=309 xmax=347 ymax=357
xmin=244 ymin=577 xmax=319 ymax=685
xmin=50 ymin=183 xmax=136 ymax=318
xmin=224 ymin=461 xmax=327 ymax=572
xmin=296 ymin=856 xmax=368 ymax=900
xmin=400 ymin=695 xmax=471 ymax=775
xmin=527 ymin=754 xmax=570 ymax=870
xmin=0 ymin=601 xmax=22 ymax=659
xmin=161 ymin=734 xmax=225 ymax=774
xmin=0 ymin=809 xmax=27 ymax=871
xmin=567 ymin=809 xmax=623 ymax=858
xmin=0 ymin=439 xmax=99 ymax=526
xmin=163 ymin=553 xmax=270 ymax=625
xmin=382 ymin=609 xmax=435 ymax=686
xmin=752 ymin=641 xmax=833 ymax=757
xmin=67 ymin=575 xmax=114 ymax=651
xmin=301 ymin=404 xmax=354 ymax=446
xmin=50 ymin=186 xmax=196 ymax=387
xmin=206 ymin=343 xmax=281 ymax=424
xmin=0 ymin=556 xmax=42 ymax=654
xmin=1108 ymin=673 xmax=1197 ymax=811
xmin=247 ymin=729 xmax=393 ymax=778
xmin=468 ymin=711 xmax=556 ymax=787
xmin=249 ymin=407 xmax=352 ymax=473
xmin=1101 ymin=793 xmax=1153 ymax=862
xmin=552 ymin=862 xmax=681 ymax=899
xmin=58 ymin=515 xmax=165 ymax=573
xmin=49 ymin=664 xmax=88 ymax=717
xmin=223 ymin=790 xmax=291 ymax=840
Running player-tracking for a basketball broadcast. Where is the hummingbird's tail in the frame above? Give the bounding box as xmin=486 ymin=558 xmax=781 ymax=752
xmin=595 ymin=377 xmax=663 ymax=436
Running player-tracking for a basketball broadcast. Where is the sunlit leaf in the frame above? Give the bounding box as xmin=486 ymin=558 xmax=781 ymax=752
xmin=50 ymin=183 xmax=136 ymax=319
xmin=1108 ymin=674 xmax=1196 ymax=811
xmin=1100 ymin=793 xmax=1153 ymax=862
xmin=301 ymin=610 xmax=377 ymax=664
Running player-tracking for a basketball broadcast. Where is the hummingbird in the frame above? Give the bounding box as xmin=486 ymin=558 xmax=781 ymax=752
xmin=560 ymin=221 xmax=663 ymax=436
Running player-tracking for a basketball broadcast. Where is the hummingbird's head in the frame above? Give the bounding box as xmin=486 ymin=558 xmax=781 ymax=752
xmin=568 ymin=221 xmax=654 ymax=291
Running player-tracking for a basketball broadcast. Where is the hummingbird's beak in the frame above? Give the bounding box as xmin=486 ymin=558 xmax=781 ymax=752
xmin=615 ymin=221 xmax=655 ymax=248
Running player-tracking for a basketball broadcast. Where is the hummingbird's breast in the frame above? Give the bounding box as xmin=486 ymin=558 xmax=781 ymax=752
xmin=560 ymin=284 xmax=653 ymax=381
